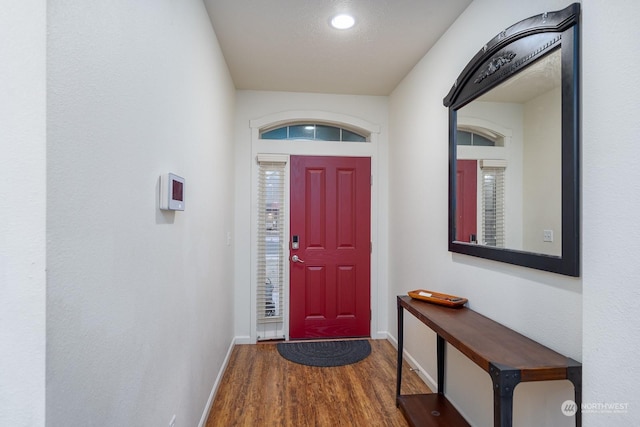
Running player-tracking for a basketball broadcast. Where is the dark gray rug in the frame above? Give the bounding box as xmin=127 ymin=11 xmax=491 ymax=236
xmin=276 ymin=340 xmax=371 ymax=367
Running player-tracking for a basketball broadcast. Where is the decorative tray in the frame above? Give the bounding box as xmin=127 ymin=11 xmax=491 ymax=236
xmin=408 ymin=289 xmax=468 ymax=308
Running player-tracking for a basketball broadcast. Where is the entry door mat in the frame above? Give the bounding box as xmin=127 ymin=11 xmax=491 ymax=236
xmin=276 ymin=340 xmax=371 ymax=367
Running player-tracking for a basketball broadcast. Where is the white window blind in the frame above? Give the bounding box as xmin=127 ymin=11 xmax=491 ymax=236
xmin=481 ymin=167 xmax=505 ymax=248
xmin=256 ymin=157 xmax=286 ymax=340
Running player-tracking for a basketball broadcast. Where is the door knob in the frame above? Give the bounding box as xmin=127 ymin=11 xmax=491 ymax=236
xmin=291 ymin=255 xmax=305 ymax=263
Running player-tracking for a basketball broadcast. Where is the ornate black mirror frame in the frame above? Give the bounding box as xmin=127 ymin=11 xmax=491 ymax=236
xmin=443 ymin=3 xmax=580 ymax=276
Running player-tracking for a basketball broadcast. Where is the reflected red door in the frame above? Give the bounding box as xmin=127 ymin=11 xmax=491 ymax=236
xmin=289 ymin=156 xmax=371 ymax=339
xmin=456 ymin=160 xmax=477 ymax=243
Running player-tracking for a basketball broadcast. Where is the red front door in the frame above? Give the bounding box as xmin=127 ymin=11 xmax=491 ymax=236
xmin=289 ymin=156 xmax=371 ymax=339
xmin=456 ymin=159 xmax=477 ymax=243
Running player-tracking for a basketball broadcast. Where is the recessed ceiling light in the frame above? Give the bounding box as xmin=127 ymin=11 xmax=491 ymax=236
xmin=331 ymin=14 xmax=355 ymax=30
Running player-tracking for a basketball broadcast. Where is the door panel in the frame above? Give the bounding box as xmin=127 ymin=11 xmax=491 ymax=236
xmin=305 ymin=266 xmax=326 ymax=315
xmin=290 ymin=156 xmax=371 ymax=339
xmin=336 ymin=266 xmax=356 ymax=316
xmin=306 ymin=168 xmax=326 ymax=248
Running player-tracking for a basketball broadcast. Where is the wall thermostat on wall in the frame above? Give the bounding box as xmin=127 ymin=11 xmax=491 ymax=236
xmin=159 ymin=173 xmax=185 ymax=211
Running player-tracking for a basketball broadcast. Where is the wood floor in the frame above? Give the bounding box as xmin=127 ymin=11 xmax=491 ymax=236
xmin=204 ymin=339 xmax=431 ymax=426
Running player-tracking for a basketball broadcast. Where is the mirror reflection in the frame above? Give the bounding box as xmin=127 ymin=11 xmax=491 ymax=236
xmin=454 ymin=48 xmax=562 ymax=256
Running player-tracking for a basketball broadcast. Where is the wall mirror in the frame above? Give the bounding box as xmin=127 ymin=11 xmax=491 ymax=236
xmin=443 ymin=3 xmax=580 ymax=276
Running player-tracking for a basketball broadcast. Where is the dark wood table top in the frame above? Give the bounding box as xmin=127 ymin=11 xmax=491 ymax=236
xmin=398 ymin=295 xmax=580 ymax=381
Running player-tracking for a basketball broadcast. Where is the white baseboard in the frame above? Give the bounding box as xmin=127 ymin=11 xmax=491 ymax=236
xmin=385 ymin=332 xmax=437 ymax=392
xmin=198 ymin=336 xmax=239 ymax=427
xmin=372 ymin=330 xmax=389 ymax=340
xmin=234 ymin=335 xmax=252 ymax=345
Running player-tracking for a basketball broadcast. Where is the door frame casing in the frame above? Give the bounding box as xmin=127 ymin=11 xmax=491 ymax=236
xmin=248 ymin=111 xmax=381 ymax=343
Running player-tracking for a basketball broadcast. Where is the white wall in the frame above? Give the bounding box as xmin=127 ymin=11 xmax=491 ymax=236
xmin=389 ymin=1 xmax=582 ymax=426
xmin=523 ymin=87 xmax=562 ymax=255
xmin=582 ymin=0 xmax=640 ymax=426
xmin=47 ymin=1 xmax=236 ymax=426
xmin=234 ymin=91 xmax=389 ymax=342
xmin=0 ymin=2 xmax=46 ymax=425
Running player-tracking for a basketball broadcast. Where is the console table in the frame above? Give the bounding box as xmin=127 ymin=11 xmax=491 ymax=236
xmin=396 ymin=295 xmax=582 ymax=427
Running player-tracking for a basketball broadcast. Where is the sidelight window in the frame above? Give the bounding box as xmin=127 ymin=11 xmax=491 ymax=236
xmin=256 ymin=156 xmax=286 ymax=340
xmin=480 ymin=162 xmax=506 ymax=247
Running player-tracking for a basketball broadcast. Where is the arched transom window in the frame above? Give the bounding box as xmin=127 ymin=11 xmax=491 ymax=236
xmin=457 ymin=128 xmax=504 ymax=147
xmin=260 ymin=123 xmax=369 ymax=142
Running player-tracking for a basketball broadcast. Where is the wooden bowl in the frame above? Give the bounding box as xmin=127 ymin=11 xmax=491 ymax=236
xmin=407 ymin=289 xmax=468 ymax=308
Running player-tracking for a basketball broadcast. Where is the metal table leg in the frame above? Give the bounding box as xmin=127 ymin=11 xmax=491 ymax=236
xmin=489 ymin=362 xmax=521 ymax=427
xmin=396 ymin=301 xmax=404 ymax=405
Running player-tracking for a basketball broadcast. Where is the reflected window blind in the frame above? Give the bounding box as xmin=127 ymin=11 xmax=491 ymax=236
xmin=256 ymin=157 xmax=286 ymax=340
xmin=481 ymin=167 xmax=505 ymax=247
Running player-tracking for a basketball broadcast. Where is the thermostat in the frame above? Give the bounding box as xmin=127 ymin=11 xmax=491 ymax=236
xmin=159 ymin=173 xmax=185 ymax=211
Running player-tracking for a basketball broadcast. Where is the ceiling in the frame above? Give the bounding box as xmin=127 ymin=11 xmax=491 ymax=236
xmin=204 ymin=0 xmax=472 ymax=96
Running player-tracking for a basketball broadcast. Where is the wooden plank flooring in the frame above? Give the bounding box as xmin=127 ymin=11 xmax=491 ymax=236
xmin=205 ymin=339 xmax=431 ymax=426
